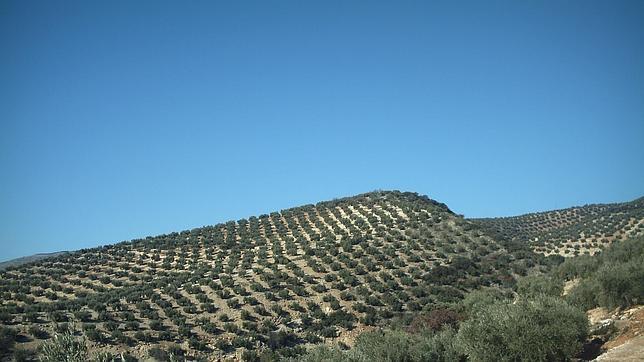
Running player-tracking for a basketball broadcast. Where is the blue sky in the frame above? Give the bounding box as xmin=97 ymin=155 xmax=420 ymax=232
xmin=1 ymin=0 xmax=643 ymax=261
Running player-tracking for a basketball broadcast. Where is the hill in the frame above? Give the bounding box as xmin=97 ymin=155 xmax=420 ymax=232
xmin=0 ymin=252 xmax=68 ymax=271
xmin=471 ymin=197 xmax=644 ymax=257
xmin=0 ymin=191 xmax=536 ymax=359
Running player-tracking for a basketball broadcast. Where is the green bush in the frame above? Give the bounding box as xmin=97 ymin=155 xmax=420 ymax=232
xmin=306 ymin=327 xmax=467 ymax=362
xmin=565 ymin=278 xmax=599 ymax=310
xmin=352 ymin=329 xmax=415 ymax=362
xmin=516 ymin=275 xmax=563 ymax=298
xmin=595 ymin=257 xmax=644 ymax=309
xmin=554 ymin=254 xmax=599 ymax=280
xmin=84 ymin=328 xmax=105 ymax=343
xmin=286 ymin=345 xmax=347 ymax=362
xmin=562 ymin=237 xmax=644 ymax=310
xmin=410 ymin=327 xmax=464 ymax=362
xmin=601 ymin=236 xmax=644 ymax=263
xmin=459 ymin=287 xmax=508 ymax=315
xmin=38 ymin=333 xmax=88 ymax=362
xmin=456 ymin=296 xmax=588 ymax=362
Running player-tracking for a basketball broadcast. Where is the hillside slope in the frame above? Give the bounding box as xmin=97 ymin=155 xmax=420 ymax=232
xmin=0 ymin=191 xmax=534 ymax=359
xmin=471 ymin=197 xmax=644 ymax=257
xmin=0 ymin=252 xmax=68 ymax=271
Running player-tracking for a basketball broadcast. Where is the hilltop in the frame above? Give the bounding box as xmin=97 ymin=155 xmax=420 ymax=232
xmin=471 ymin=196 xmax=644 ymax=257
xmin=0 ymin=191 xmax=536 ymax=359
xmin=1 ymin=191 xmax=642 ymax=360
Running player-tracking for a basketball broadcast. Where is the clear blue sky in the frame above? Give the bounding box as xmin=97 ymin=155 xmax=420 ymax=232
xmin=1 ymin=1 xmax=643 ymax=261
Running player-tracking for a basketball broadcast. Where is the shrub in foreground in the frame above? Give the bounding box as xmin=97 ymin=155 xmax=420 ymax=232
xmin=352 ymin=329 xmax=415 ymax=361
xmin=594 ymin=257 xmax=644 ymax=309
xmin=457 ymin=296 xmax=588 ymax=362
xmin=409 ymin=327 xmax=464 ymax=362
xmin=38 ymin=333 xmax=88 ymax=362
xmin=290 ymin=327 xmax=464 ymax=362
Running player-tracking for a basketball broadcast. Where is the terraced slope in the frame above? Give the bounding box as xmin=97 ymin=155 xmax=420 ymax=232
xmin=0 ymin=252 xmax=68 ymax=271
xmin=472 ymin=197 xmax=644 ymax=257
xmin=0 ymin=191 xmax=534 ymax=359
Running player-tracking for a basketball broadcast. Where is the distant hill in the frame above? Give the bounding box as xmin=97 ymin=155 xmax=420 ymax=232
xmin=0 ymin=251 xmax=68 ymax=270
xmin=0 ymin=190 xmax=536 ymax=359
xmin=471 ymin=196 xmax=644 ymax=256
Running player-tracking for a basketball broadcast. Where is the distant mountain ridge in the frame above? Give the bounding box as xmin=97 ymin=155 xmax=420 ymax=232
xmin=0 ymin=251 xmax=68 ymax=270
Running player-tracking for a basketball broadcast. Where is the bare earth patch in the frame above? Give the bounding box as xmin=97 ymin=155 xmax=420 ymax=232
xmin=594 ymin=306 xmax=644 ymax=361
